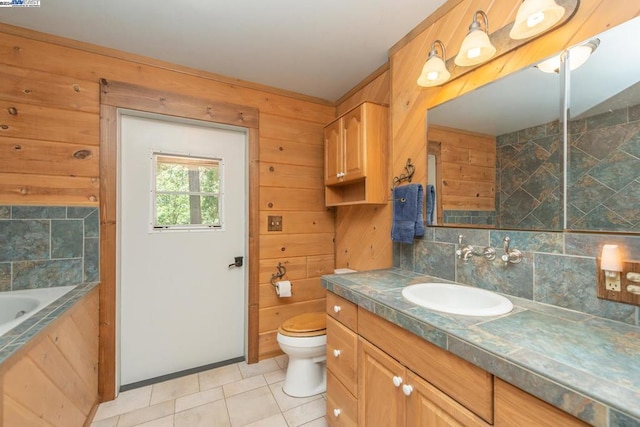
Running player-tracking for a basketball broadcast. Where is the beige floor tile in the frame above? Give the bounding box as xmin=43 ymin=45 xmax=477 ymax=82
xmin=300 ymin=416 xmax=328 ymax=427
xmin=150 ymin=374 xmax=199 ymax=405
xmin=116 ymin=400 xmax=174 ymax=427
xmin=223 ymin=375 xmax=267 ymax=397
xmin=175 ymin=387 xmax=224 ymax=412
xmin=226 ymin=386 xmax=281 ymax=426
xmin=132 ymin=414 xmax=174 ymax=427
xmin=238 ymin=358 xmax=280 ymax=378
xmin=269 ymin=381 xmax=323 ymax=413
xmin=199 ymin=363 xmax=243 ymax=390
xmin=274 ymin=355 xmax=288 ymax=369
xmin=282 ymin=398 xmax=327 ymax=427
xmin=90 ymin=416 xmax=119 ymax=427
xmin=94 ymin=386 xmax=152 ymax=420
xmin=244 ymin=413 xmax=288 ymax=427
xmin=264 ymin=369 xmax=286 ymax=385
xmin=175 ymin=400 xmax=230 ymax=427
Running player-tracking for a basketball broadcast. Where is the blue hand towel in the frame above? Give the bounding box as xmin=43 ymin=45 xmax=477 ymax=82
xmin=426 ymin=184 xmax=435 ymax=225
xmin=391 ymin=184 xmax=425 ymax=244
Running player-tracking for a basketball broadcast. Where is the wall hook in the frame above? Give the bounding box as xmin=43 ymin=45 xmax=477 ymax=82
xmin=392 ymin=158 xmax=416 ymax=188
xmin=270 ymin=262 xmax=287 ymax=288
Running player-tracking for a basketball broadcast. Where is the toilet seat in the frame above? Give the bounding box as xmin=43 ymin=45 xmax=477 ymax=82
xmin=277 ymin=312 xmax=326 ymax=337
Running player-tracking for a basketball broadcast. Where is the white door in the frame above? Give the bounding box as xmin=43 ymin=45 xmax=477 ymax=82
xmin=118 ymin=112 xmax=246 ymax=387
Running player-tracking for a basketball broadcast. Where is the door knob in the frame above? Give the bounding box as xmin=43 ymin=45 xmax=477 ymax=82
xmin=228 ymin=256 xmax=243 ymax=268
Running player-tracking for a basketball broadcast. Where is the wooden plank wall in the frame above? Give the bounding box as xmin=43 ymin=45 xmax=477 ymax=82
xmin=389 ymin=0 xmax=640 ymax=215
xmin=427 ymin=125 xmax=495 ymax=212
xmin=1 ymin=288 xmax=99 ymax=427
xmin=334 ymin=69 xmax=393 ymax=271
xmin=0 ymin=24 xmax=335 ymax=363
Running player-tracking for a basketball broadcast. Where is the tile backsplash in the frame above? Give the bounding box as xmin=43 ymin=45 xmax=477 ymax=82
xmin=0 ymin=206 xmax=99 ymax=291
xmin=394 ymin=227 xmax=640 ymax=326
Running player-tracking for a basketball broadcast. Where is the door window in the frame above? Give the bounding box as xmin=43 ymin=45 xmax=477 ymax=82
xmin=151 ymin=153 xmax=223 ymax=230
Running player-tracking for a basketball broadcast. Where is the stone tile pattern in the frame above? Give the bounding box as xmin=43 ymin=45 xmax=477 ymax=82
xmin=394 ymin=227 xmax=640 ymax=326
xmin=568 ymin=104 xmax=640 ymax=232
xmin=496 ymin=120 xmax=562 ymax=230
xmin=0 ymin=206 xmax=99 ymax=292
xmin=90 ymin=356 xmax=328 ymax=427
xmin=443 ymin=209 xmax=496 ymax=226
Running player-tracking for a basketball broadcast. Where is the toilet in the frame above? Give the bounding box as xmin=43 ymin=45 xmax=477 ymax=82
xmin=276 ymin=312 xmax=327 ymax=397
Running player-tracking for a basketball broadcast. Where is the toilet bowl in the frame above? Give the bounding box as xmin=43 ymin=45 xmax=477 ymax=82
xmin=276 ymin=312 xmax=327 ymax=397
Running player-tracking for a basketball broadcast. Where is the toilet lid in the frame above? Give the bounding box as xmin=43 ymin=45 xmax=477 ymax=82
xmin=278 ymin=312 xmax=326 ymax=337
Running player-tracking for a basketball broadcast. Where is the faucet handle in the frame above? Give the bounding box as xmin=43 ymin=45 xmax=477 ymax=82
xmin=456 ymin=235 xmax=464 ymax=259
xmin=502 ymin=236 xmax=523 ymax=264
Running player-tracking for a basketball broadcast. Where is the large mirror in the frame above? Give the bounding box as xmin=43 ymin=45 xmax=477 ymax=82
xmin=426 ymin=16 xmax=640 ymax=233
xmin=566 ymin=18 xmax=640 ymax=232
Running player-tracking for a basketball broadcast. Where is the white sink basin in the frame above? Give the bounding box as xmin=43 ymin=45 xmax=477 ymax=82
xmin=401 ymin=283 xmax=513 ymax=316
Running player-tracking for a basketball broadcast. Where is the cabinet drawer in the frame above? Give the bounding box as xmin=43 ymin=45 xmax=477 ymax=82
xmin=327 ymin=371 xmax=357 ymax=427
xmin=358 ymin=307 xmax=493 ymax=424
xmin=326 ymin=292 xmax=357 ymax=331
xmin=327 ymin=316 xmax=358 ymax=396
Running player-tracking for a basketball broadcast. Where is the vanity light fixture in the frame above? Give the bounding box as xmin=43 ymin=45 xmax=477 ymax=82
xmin=417 ymin=40 xmax=451 ymax=87
xmin=455 ymin=10 xmax=496 ymax=67
xmin=601 ymin=244 xmax=623 ymax=292
xmin=509 ymin=0 xmax=565 ymax=40
xmin=536 ymin=38 xmax=599 ymax=73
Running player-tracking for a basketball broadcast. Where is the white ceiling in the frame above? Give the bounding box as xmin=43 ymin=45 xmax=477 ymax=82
xmin=0 ymin=0 xmax=448 ymax=101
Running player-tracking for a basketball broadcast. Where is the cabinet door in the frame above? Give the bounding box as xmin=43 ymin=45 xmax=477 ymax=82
xmin=342 ymin=105 xmax=365 ymax=182
xmin=358 ymin=338 xmax=405 ymax=427
xmin=324 ymin=119 xmax=343 ymax=185
xmin=406 ymin=371 xmax=491 ymax=427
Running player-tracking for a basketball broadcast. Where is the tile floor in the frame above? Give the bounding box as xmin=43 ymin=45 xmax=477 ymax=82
xmin=90 ymin=355 xmax=328 ymax=427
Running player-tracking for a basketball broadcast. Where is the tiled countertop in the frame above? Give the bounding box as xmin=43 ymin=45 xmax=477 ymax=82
xmin=0 ymin=282 xmax=99 ymax=366
xmin=322 ymin=269 xmax=640 ymax=427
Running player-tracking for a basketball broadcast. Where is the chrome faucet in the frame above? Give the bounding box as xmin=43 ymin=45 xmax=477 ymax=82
xmin=456 ymin=234 xmax=496 ymax=263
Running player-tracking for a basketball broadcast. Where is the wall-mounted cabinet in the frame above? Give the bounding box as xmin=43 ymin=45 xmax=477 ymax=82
xmin=324 ymin=102 xmax=389 ymax=206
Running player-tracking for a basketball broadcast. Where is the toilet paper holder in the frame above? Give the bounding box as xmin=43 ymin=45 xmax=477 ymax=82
xmin=270 ymin=262 xmax=288 ymax=288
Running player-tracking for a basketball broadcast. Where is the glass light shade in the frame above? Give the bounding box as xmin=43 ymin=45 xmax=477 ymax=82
xmin=455 ymin=29 xmax=497 ymax=66
xmin=536 ymin=39 xmax=599 ymax=74
xmin=509 ymin=0 xmax=565 ymax=40
xmin=417 ymin=56 xmax=451 ymax=87
xmin=601 ymin=244 xmax=623 ymax=272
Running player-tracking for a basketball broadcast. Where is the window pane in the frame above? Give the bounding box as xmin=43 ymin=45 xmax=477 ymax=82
xmin=156 ymin=194 xmax=191 ymax=225
xmin=199 ymin=166 xmax=220 ymax=193
xmin=156 ymin=163 xmax=189 ymax=192
xmin=200 ymin=196 xmax=220 ymax=225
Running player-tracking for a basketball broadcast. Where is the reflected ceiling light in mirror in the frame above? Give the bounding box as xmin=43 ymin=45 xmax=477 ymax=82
xmin=455 ymin=10 xmax=496 ymax=67
xmin=417 ymin=40 xmax=451 ymax=87
xmin=509 ymin=0 xmax=565 ymax=40
xmin=536 ymin=39 xmax=600 ymax=73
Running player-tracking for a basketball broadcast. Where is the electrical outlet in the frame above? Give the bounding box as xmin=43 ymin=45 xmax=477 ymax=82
xmin=605 ymin=273 xmax=621 ymax=291
xmin=268 ymin=215 xmax=283 ymax=232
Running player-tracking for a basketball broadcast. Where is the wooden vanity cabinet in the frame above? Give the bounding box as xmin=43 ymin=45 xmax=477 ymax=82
xmin=323 ymin=102 xmax=388 ymax=206
xmin=359 ymin=338 xmax=490 ymax=427
xmin=326 ymin=293 xmax=358 ymax=426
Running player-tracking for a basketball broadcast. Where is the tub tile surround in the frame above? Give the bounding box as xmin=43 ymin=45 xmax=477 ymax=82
xmin=0 ymin=282 xmax=98 ymax=365
xmin=0 ymin=205 xmax=100 ymax=290
xmin=322 ymin=269 xmax=640 ymax=426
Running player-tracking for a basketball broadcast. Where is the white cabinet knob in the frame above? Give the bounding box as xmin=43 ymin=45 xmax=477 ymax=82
xmin=336 ymin=173 xmax=341 ymax=179
xmin=333 ymin=349 xmax=341 ymax=358
xmin=392 ymin=376 xmax=403 ymax=387
xmin=333 ymin=305 xmax=341 ymax=313
xmin=402 ymin=384 xmax=414 ymax=396
xmin=333 ymin=408 xmax=341 ymax=417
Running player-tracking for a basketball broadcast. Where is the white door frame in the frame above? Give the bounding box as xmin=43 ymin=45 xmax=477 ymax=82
xmin=115 ymin=109 xmax=249 ymax=392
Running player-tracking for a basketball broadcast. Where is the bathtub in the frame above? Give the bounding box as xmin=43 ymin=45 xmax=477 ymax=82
xmin=0 ymin=285 xmax=77 ymax=336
